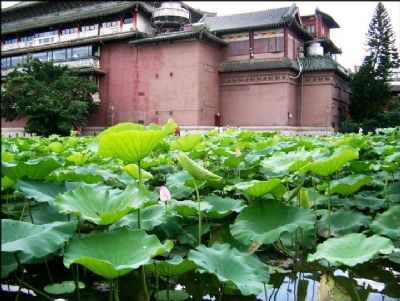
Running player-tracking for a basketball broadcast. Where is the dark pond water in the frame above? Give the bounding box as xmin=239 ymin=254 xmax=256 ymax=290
xmin=1 ymin=257 xmax=399 ymax=301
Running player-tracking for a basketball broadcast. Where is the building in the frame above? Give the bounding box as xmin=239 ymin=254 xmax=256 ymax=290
xmin=1 ymin=1 xmax=351 ymax=136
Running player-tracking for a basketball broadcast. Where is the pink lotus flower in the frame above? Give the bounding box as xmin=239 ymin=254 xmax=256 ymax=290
xmin=235 ymin=147 xmax=241 ymax=157
xmin=159 ymin=185 xmax=171 ymax=202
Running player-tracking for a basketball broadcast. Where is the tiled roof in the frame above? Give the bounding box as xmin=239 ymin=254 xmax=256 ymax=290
xmin=316 ymin=8 xmax=340 ymax=29
xmin=2 ymin=2 xmax=153 ymax=35
xmin=219 ymin=56 xmax=349 ymax=78
xmin=131 ymin=30 xmax=227 ymax=46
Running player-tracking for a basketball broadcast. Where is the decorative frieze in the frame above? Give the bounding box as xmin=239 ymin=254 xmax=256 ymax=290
xmin=220 ymin=73 xmax=291 ymax=85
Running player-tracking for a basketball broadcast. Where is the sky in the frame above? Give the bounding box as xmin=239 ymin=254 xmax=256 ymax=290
xmin=2 ymin=1 xmax=399 ymax=71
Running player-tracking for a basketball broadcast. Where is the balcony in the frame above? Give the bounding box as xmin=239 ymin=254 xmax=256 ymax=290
xmin=1 ymin=24 xmax=136 ymax=52
xmin=1 ymin=57 xmax=101 ymax=77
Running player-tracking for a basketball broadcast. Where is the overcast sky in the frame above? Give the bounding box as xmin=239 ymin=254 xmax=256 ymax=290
xmin=2 ymin=1 xmax=399 ymax=71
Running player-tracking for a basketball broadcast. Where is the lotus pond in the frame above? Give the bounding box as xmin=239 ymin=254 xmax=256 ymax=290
xmin=1 ymin=121 xmax=399 ymax=301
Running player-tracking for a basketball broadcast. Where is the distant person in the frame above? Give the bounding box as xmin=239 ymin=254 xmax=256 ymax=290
xmin=174 ymin=126 xmax=181 ymax=136
xmin=76 ymin=126 xmax=82 ymax=137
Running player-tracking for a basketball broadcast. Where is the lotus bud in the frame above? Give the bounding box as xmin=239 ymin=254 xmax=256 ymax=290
xmin=159 ymin=185 xmax=171 ymax=202
xmin=235 ymin=147 xmax=241 ymax=157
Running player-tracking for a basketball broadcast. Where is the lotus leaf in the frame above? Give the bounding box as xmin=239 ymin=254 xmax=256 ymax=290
xmin=44 ymin=281 xmax=85 ymax=295
xmin=16 ymin=179 xmax=68 ymax=205
xmin=1 ymin=252 xmax=33 ymax=278
xmin=261 ymin=150 xmax=312 ymax=174
xmin=230 ymin=199 xmax=315 ymax=245
xmin=112 ymin=204 xmax=165 ymax=231
xmin=234 ymin=179 xmax=281 ymax=197
xmin=161 ymin=119 xmax=178 ymax=136
xmin=2 ymin=151 xmax=14 ymax=163
xmin=55 ymin=184 xmax=145 ymax=225
xmin=25 ymin=203 xmax=71 ymax=224
xmin=48 ymin=142 xmax=64 ymax=153
xmin=176 ymin=153 xmax=221 ymax=182
xmin=156 ymin=290 xmax=189 ymax=301
xmin=66 ymin=153 xmax=89 ymax=165
xmin=346 ymin=193 xmax=386 ymax=211
xmin=98 ymin=130 xmax=164 ymax=163
xmin=329 ymin=175 xmax=373 ymax=196
xmin=172 ymin=200 xmax=212 ymax=216
xmin=2 ymin=219 xmax=77 ymax=258
xmin=97 ymin=122 xmax=145 ymax=138
xmin=170 ymin=133 xmax=203 ymax=152
xmin=1 ymin=176 xmax=15 ymax=191
xmin=2 ymin=157 xmax=61 ymax=181
xmin=317 ymin=209 xmax=372 ymax=237
xmin=203 ymin=195 xmax=245 ymax=218
xmin=51 ymin=165 xmax=119 ymax=184
xmin=299 ymin=149 xmax=358 ymax=176
xmin=123 ymin=163 xmax=153 ymax=180
xmin=370 ymin=205 xmax=400 ymax=239
xmin=188 ymin=243 xmax=269 ymax=296
xmin=146 ymin=255 xmax=196 ymax=276
xmin=63 ymin=228 xmax=171 ymax=279
xmin=307 ymin=233 xmax=394 ymax=266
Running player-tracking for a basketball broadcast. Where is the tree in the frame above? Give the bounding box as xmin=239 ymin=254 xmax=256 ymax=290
xmin=350 ymin=2 xmax=399 ymax=122
xmin=1 ymin=58 xmax=98 ymax=136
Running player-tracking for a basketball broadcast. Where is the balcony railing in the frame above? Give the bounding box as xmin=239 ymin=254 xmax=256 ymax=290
xmin=2 ymin=24 xmax=136 ymax=51
xmin=1 ymin=57 xmax=100 ymax=77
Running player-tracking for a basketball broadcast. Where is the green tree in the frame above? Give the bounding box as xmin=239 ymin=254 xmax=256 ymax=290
xmin=1 ymin=58 xmax=98 ymax=136
xmin=350 ymin=2 xmax=399 ymax=122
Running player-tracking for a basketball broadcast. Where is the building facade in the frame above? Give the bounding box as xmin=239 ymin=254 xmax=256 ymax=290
xmin=1 ymin=1 xmax=351 ymax=135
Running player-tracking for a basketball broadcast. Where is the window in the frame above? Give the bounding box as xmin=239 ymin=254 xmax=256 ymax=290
xmin=228 ymin=40 xmax=249 ymax=56
xmin=20 ymin=36 xmax=34 ymax=42
xmin=81 ymin=24 xmax=98 ymax=32
xmin=62 ymin=28 xmax=76 ymax=35
xmin=32 ymin=52 xmax=50 ymax=61
xmin=11 ymin=55 xmax=28 ymax=67
xmin=34 ymin=30 xmax=57 ymax=38
xmin=102 ymin=21 xmax=118 ymax=28
xmin=53 ymin=49 xmax=66 ymax=61
xmin=124 ymin=17 xmax=133 ymax=24
xmin=253 ymin=37 xmax=284 ymax=54
xmin=2 ymin=57 xmax=12 ymax=68
xmin=38 ymin=37 xmax=55 ymax=44
xmin=306 ymin=24 xmax=316 ymax=34
xmin=72 ymin=46 xmax=91 ymax=59
xmin=4 ymin=38 xmax=18 ymax=45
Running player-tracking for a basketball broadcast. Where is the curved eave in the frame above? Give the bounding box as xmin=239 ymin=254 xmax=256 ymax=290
xmin=1 ymin=31 xmax=143 ymax=57
xmin=219 ymin=58 xmax=299 ymax=73
xmin=132 ymin=31 xmax=227 ymax=46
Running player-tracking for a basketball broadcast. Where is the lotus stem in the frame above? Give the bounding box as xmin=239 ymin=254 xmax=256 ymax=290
xmin=109 ymin=279 xmax=113 ymax=301
xmin=44 ymin=259 xmax=54 ymax=283
xmin=14 ymin=258 xmax=24 ymax=301
xmin=166 ymin=275 xmax=170 ymax=301
xmin=193 ymin=179 xmax=202 ymax=246
xmin=27 ymin=199 xmax=34 ymax=223
xmin=114 ymin=278 xmax=120 ymax=301
xmin=14 ymin=275 xmax=53 ymax=301
xmin=71 ymin=264 xmax=80 ymax=301
xmin=327 ymin=181 xmax=332 ymax=237
xmin=138 ymin=160 xmax=142 ymax=229
xmin=19 ymin=201 xmax=26 ymax=221
xmin=262 ymin=282 xmax=268 ymax=301
xmin=141 ymin=265 xmax=149 ymax=301
xmin=154 ymin=260 xmax=159 ymax=301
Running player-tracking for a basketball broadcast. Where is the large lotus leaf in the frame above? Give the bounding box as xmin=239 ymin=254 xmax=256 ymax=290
xmin=2 ymin=157 xmax=61 ymax=181
xmin=1 ymin=176 xmax=15 ymax=191
xmin=63 ymin=228 xmax=171 ymax=279
xmin=170 ymin=133 xmax=203 ymax=152
xmin=2 ymin=151 xmax=14 ymax=163
xmin=66 ymin=153 xmax=89 ymax=166
xmin=1 ymin=219 xmax=77 ymax=258
xmin=188 ymin=243 xmax=269 ymax=296
xmin=176 ymin=153 xmax=221 ymax=182
xmin=44 ymin=281 xmax=85 ymax=295
xmin=203 ymin=195 xmax=246 ymax=218
xmin=329 ymin=175 xmax=373 ymax=196
xmin=16 ymin=179 xmax=68 ymax=205
xmin=97 ymin=122 xmax=145 ymax=139
xmin=24 ymin=203 xmax=71 ymax=224
xmin=165 ymin=172 xmax=195 ymax=200
xmin=299 ymin=149 xmax=358 ymax=176
xmin=234 ymin=179 xmax=281 ymax=197
xmin=123 ymin=163 xmax=153 ymax=180
xmin=111 ymin=204 xmax=165 ymax=231
xmin=317 ymin=209 xmax=372 ymax=237
xmin=261 ymin=150 xmax=312 ymax=174
xmin=55 ymin=184 xmax=145 ymax=225
xmin=48 ymin=142 xmax=64 ymax=153
xmin=370 ymin=205 xmax=400 ymax=239
xmin=172 ymin=200 xmax=212 ymax=217
xmin=346 ymin=193 xmax=387 ymax=211
xmin=161 ymin=119 xmax=178 ymax=136
xmin=146 ymin=255 xmax=196 ymax=276
xmin=51 ymin=165 xmax=119 ymax=184
xmin=307 ymin=233 xmax=394 ymax=267
xmin=98 ymin=130 xmax=164 ymax=163
xmin=230 ymin=199 xmax=315 ymax=245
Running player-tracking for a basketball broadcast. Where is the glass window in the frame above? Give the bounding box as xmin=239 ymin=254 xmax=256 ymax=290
xmin=32 ymin=52 xmax=49 ymax=61
xmin=53 ymin=49 xmax=67 ymax=61
xmin=81 ymin=24 xmax=98 ymax=32
xmin=254 ymin=39 xmax=269 ymax=54
xmin=92 ymin=45 xmax=100 ymax=57
xmin=38 ymin=37 xmax=55 ymax=44
xmin=62 ymin=28 xmax=76 ymax=35
xmin=306 ymin=25 xmax=315 ymax=34
xmin=11 ymin=56 xmax=26 ymax=67
xmin=2 ymin=57 xmax=12 ymax=68
xmin=123 ymin=17 xmax=133 ymax=24
xmin=102 ymin=21 xmax=118 ymax=28
xmin=276 ymin=37 xmax=284 ymax=52
xmin=4 ymin=38 xmax=18 ymax=45
xmin=72 ymin=46 xmax=91 ymax=59
xmin=228 ymin=40 xmax=249 ymax=56
xmin=20 ymin=35 xmax=34 ymax=42
xmin=66 ymin=48 xmax=73 ymax=59
xmin=34 ymin=30 xmax=57 ymax=38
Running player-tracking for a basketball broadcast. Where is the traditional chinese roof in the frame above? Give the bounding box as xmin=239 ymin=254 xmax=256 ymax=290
xmin=200 ymin=4 xmax=312 ymax=40
xmin=131 ymin=30 xmax=227 ymax=46
xmin=219 ymin=56 xmax=349 ymax=78
xmin=305 ymin=38 xmax=342 ymax=54
xmin=316 ymin=8 xmax=340 ymax=29
xmin=2 ymin=2 xmax=212 ymax=35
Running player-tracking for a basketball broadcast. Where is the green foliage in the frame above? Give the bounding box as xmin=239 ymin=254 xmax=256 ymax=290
xmin=1 ymin=58 xmax=98 ymax=136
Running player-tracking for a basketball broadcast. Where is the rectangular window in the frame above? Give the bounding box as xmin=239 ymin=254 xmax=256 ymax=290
xmin=53 ymin=49 xmax=67 ymax=61
xmin=4 ymin=38 xmax=18 ymax=45
xmin=254 ymin=39 xmax=269 ymax=54
xmin=20 ymin=35 xmax=34 ymax=42
xmin=34 ymin=30 xmax=57 ymax=38
xmin=123 ymin=17 xmax=133 ymax=24
xmin=2 ymin=57 xmax=12 ymax=68
xmin=102 ymin=21 xmax=118 ymax=28
xmin=72 ymin=46 xmax=91 ymax=59
xmin=81 ymin=24 xmax=98 ymax=32
xmin=276 ymin=37 xmax=284 ymax=52
xmin=66 ymin=48 xmax=73 ymax=59
xmin=253 ymin=37 xmax=284 ymax=54
xmin=62 ymin=28 xmax=76 ymax=35
xmin=11 ymin=55 xmax=26 ymax=67
xmin=38 ymin=37 xmax=55 ymax=44
xmin=306 ymin=24 xmax=316 ymax=34
xmin=32 ymin=52 xmax=49 ymax=61
xmin=228 ymin=40 xmax=249 ymax=56
xmin=268 ymin=37 xmax=276 ymax=52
